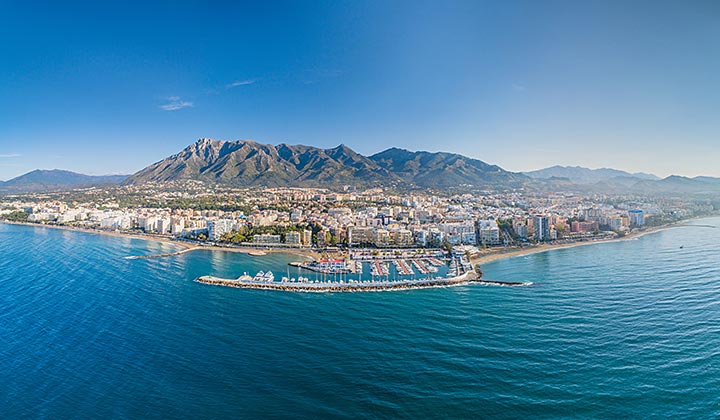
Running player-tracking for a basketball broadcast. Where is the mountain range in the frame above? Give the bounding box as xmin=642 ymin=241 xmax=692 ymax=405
xmin=0 ymin=170 xmax=128 ymax=193
xmin=2 ymin=138 xmax=720 ymax=195
xmin=123 ymin=138 xmax=528 ymax=189
xmin=523 ymin=165 xmax=660 ymax=184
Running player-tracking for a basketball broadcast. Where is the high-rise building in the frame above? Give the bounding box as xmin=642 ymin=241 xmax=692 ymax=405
xmin=301 ymin=229 xmax=313 ymax=246
xmin=533 ymin=215 xmax=550 ymax=241
xmin=628 ymin=209 xmax=645 ymax=227
xmin=207 ymin=219 xmax=234 ymax=241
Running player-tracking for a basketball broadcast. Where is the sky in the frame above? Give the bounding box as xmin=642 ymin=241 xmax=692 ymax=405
xmin=1 ymin=0 xmax=719 ymax=180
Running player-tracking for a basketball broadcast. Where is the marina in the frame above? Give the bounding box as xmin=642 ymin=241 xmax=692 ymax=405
xmin=370 ymin=261 xmax=390 ymax=277
xmin=194 ymin=253 xmax=501 ymax=292
xmin=392 ymin=259 xmax=414 ymax=276
xmin=195 ymin=270 xmax=493 ymax=292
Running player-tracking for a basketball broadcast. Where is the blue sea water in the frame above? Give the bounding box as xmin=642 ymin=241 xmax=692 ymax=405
xmin=1 ymin=219 xmax=719 ymax=419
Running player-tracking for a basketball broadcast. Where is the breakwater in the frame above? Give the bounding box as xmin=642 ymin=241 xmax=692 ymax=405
xmin=195 ymin=271 xmax=530 ymax=292
xmin=125 ymin=247 xmax=198 ymax=260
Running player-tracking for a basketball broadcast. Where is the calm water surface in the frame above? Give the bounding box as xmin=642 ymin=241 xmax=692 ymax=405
xmin=1 ymin=219 xmax=719 ymax=419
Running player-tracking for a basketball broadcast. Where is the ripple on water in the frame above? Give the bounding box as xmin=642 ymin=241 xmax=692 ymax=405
xmin=1 ymin=221 xmax=720 ymax=419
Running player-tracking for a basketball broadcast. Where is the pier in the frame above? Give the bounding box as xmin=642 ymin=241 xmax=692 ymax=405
xmin=193 ymin=250 xmax=532 ymax=292
xmin=195 ymin=272 xmax=531 ymax=292
xmin=196 ymin=271 xmax=483 ymax=292
xmin=125 ymin=247 xmax=199 ymax=260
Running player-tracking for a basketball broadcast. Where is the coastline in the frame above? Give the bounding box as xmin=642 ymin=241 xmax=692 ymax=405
xmin=2 ymin=217 xmax=710 ymax=266
xmin=469 ymin=222 xmax=683 ymax=267
xmin=0 ymin=220 xmax=320 ymax=260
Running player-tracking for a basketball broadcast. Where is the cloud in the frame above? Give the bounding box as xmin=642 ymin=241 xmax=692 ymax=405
xmin=0 ymin=154 xmax=20 ymax=158
xmin=159 ymin=96 xmax=193 ymax=111
xmin=226 ymin=79 xmax=257 ymax=89
xmin=512 ymin=84 xmax=526 ymax=92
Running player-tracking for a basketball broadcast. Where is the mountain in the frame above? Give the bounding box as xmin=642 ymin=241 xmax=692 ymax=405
xmin=125 ymin=139 xmax=399 ymax=187
xmin=693 ymin=176 xmax=720 ymax=184
xmin=124 ymin=139 xmax=528 ymax=189
xmin=629 ymin=175 xmax=720 ymax=195
xmin=0 ymin=170 xmax=128 ymax=194
xmin=524 ymin=165 xmax=659 ymax=184
xmin=369 ymin=147 xmax=528 ymax=188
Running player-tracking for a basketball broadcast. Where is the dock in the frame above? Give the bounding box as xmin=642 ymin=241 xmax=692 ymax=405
xmin=195 ymin=271 xmax=531 ymax=292
xmin=196 ymin=270 xmax=483 ymax=292
xmin=392 ymin=259 xmax=414 ymax=276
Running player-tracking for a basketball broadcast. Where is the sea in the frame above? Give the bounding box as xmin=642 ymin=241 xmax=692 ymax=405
xmin=1 ymin=218 xmax=719 ymax=419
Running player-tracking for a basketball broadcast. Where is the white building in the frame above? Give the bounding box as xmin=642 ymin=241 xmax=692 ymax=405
xmin=533 ymin=216 xmax=550 ymax=241
xmin=207 ymin=219 xmax=234 ymax=241
xmin=285 ymin=231 xmax=301 ymax=246
xmin=253 ymin=234 xmax=282 ymax=244
xmin=628 ymin=209 xmax=645 ymax=226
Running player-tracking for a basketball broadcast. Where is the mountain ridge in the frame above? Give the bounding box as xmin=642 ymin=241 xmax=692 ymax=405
xmin=124 ymin=138 xmax=527 ymax=189
xmin=524 ymin=165 xmax=660 ymax=184
xmin=5 ymin=140 xmax=720 ymax=195
xmin=0 ymin=169 xmax=129 ymax=193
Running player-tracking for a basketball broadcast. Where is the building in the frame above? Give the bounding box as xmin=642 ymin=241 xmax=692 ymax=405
xmin=479 ymin=226 xmax=500 ymax=245
xmin=348 ymin=226 xmax=374 ymax=245
xmin=414 ymin=229 xmax=429 ymax=247
xmin=373 ymin=229 xmax=390 ymax=247
xmin=253 ymin=234 xmax=282 ymax=244
xmin=207 ymin=219 xmax=234 ymax=241
xmin=392 ymin=229 xmax=414 ymax=246
xmin=301 ymin=229 xmax=313 ymax=246
xmin=628 ymin=209 xmax=645 ymax=227
xmin=605 ymin=217 xmax=623 ymax=232
xmin=533 ymin=215 xmax=550 ymax=241
xmin=514 ymin=222 xmax=528 ymax=239
xmin=571 ymin=220 xmax=599 ymax=233
xmin=285 ymin=231 xmax=301 ymax=246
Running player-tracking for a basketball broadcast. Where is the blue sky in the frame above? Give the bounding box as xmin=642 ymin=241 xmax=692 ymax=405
xmin=1 ymin=0 xmax=719 ymax=180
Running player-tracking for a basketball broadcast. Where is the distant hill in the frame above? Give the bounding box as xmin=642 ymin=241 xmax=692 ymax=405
xmin=6 ymin=142 xmax=719 ymax=196
xmin=693 ymin=176 xmax=720 ymax=184
xmin=124 ymin=138 xmax=528 ymax=189
xmin=629 ymin=175 xmax=720 ymax=195
xmin=524 ymin=165 xmax=659 ymax=184
xmin=369 ymin=147 xmax=528 ymax=188
xmin=534 ymin=172 xmax=720 ymax=196
xmin=0 ymin=170 xmax=128 ymax=193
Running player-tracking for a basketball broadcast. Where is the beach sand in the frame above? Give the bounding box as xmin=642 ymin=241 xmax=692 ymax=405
xmin=0 ymin=220 xmax=684 ymax=265
xmin=0 ymin=221 xmax=321 ymax=260
xmin=469 ymin=224 xmax=678 ymax=267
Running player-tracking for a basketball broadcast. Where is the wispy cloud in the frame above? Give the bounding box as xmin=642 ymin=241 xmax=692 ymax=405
xmin=512 ymin=84 xmax=526 ymax=92
xmin=0 ymin=153 xmax=20 ymax=158
xmin=159 ymin=96 xmax=193 ymax=111
xmin=226 ymin=79 xmax=257 ymax=89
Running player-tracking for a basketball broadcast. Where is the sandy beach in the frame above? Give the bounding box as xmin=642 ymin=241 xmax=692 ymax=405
xmin=0 ymin=218 xmax=699 ymax=266
xmin=0 ymin=221 xmax=321 ymax=260
xmin=469 ymin=223 xmax=680 ymax=267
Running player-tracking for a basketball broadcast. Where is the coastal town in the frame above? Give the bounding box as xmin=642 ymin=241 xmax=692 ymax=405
xmin=1 ymin=181 xmax=715 ymax=282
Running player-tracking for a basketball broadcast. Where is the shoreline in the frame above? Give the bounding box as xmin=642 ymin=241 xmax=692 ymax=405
xmin=2 ymin=216 xmax=713 ymax=267
xmin=0 ymin=220 xmax=321 ymax=260
xmin=469 ymin=222 xmax=688 ymax=267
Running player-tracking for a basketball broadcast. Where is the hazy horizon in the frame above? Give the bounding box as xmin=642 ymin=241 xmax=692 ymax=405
xmin=2 ymin=1 xmax=719 ymax=180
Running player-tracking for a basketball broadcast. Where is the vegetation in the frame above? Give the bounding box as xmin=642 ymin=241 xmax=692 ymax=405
xmin=217 ymin=223 xmax=313 ymax=244
xmin=2 ymin=211 xmax=29 ymax=222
